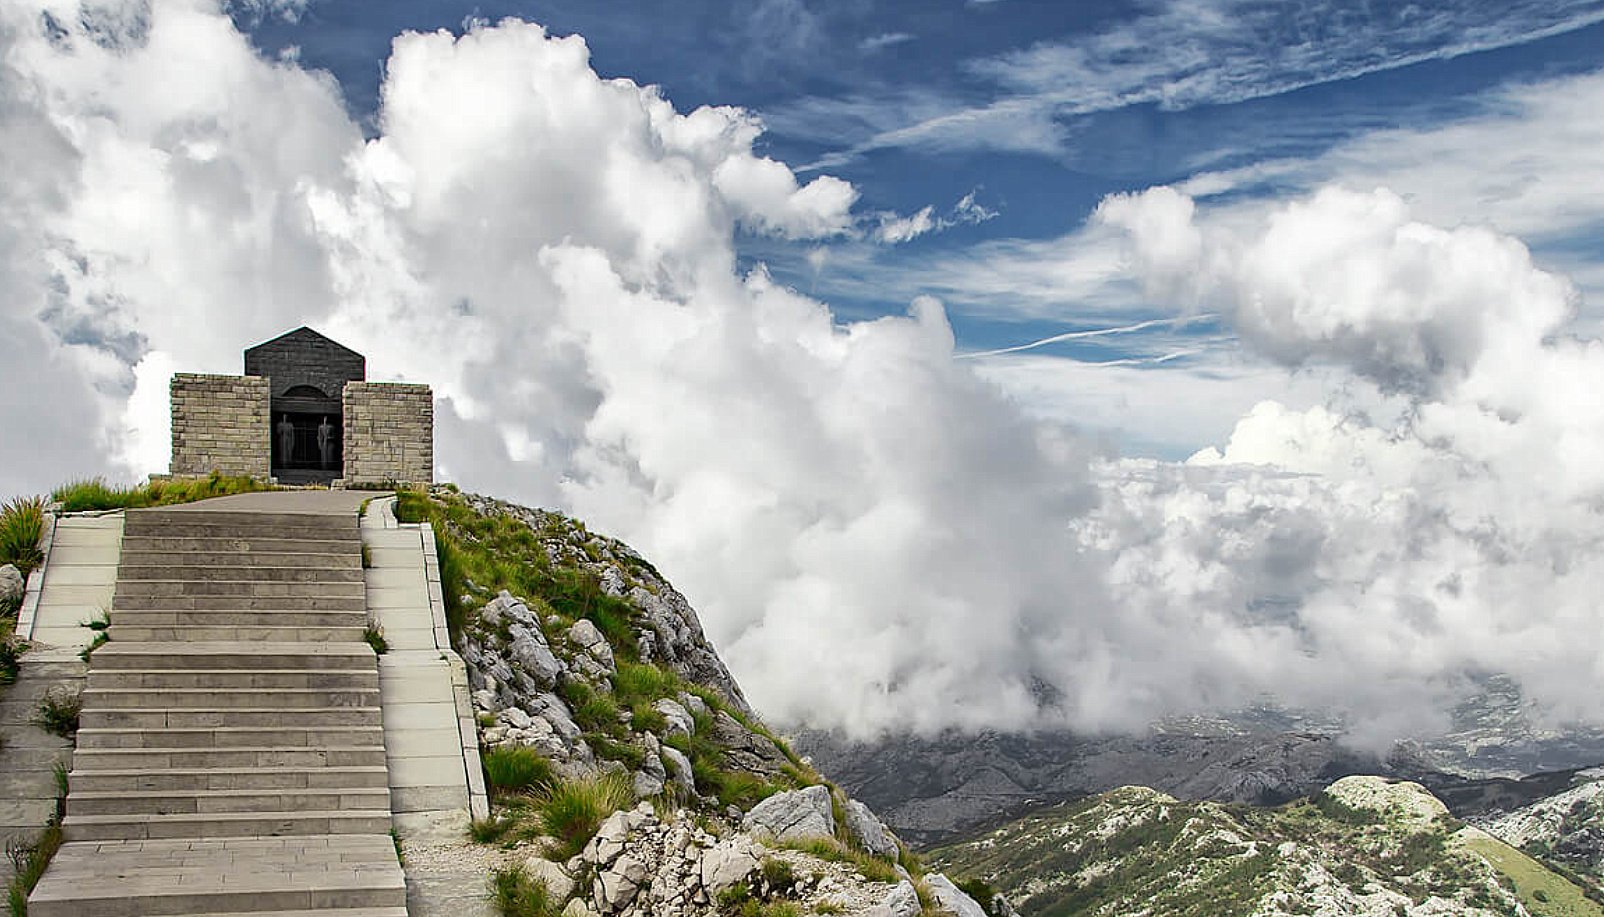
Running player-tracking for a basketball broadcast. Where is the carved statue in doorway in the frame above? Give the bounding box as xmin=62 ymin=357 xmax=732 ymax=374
xmin=317 ymin=416 xmax=334 ymax=469
xmin=277 ymin=414 xmax=294 ymax=462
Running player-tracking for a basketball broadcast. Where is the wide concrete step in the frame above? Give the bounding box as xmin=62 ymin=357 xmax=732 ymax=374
xmin=85 ymin=687 xmax=378 ymax=709
xmin=81 ymin=707 xmax=382 ymax=730
xmin=117 ymin=565 xmax=366 ymax=583
xmin=120 ymin=549 xmax=363 ymax=569
xmin=63 ymin=809 xmax=395 ymax=841
xmin=68 ymin=787 xmax=391 ymax=816
xmin=89 ymin=642 xmax=377 ymax=670
xmin=124 ymin=510 xmax=360 ymax=532
xmin=173 ymin=911 xmax=407 ymax=917
xmin=70 ymin=766 xmax=390 ymax=793
xmin=88 ymin=668 xmax=379 ymax=690
xmin=72 ymin=746 xmax=388 ymax=770
xmin=76 ymin=725 xmax=383 ymax=750
xmin=119 ymin=524 xmax=361 ymax=545
xmin=115 ymin=580 xmax=366 ymax=598
xmin=113 ymin=594 xmax=368 ymax=611
xmin=108 ymin=611 xmax=369 ymax=630
xmin=120 ymin=536 xmax=361 ymax=555
xmin=175 ymin=911 xmax=408 ymax=917
xmin=31 ymin=836 xmax=404 ymax=916
xmin=108 ymin=625 xmax=369 ymax=643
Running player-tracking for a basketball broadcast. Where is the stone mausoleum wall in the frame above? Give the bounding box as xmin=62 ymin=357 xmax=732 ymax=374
xmin=343 ymin=382 xmax=434 ymax=485
xmin=170 ymin=373 xmax=271 ymax=478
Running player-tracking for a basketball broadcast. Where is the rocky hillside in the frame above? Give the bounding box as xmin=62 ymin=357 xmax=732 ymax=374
xmin=1474 ymin=770 xmax=1604 ymax=898
xmin=929 ymin=775 xmax=1604 ymax=917
xmin=795 ymin=724 xmax=1384 ymax=845
xmin=399 ymin=488 xmax=1000 ymax=917
xmin=798 ymin=684 xmax=1604 ymax=847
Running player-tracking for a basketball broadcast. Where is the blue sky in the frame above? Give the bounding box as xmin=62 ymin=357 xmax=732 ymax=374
xmin=228 ymin=0 xmax=1604 ymax=458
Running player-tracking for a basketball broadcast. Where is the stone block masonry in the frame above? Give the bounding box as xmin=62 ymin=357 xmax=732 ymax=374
xmin=170 ymin=373 xmax=270 ymax=478
xmin=344 ymin=382 xmax=434 ymax=485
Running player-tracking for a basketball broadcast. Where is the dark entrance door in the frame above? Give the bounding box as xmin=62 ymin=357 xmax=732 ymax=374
xmin=270 ymin=386 xmax=342 ymax=484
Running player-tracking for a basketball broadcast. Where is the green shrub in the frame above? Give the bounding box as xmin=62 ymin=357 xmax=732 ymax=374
xmin=760 ymin=858 xmax=797 ymax=895
xmin=537 ymin=772 xmax=633 ymax=861
xmin=363 ymin=623 xmax=388 ymax=655
xmin=717 ymin=881 xmax=754 ymax=914
xmin=586 ymin=734 xmax=646 ymax=770
xmin=564 ymin=684 xmax=622 ymax=734
xmin=33 ymin=689 xmax=81 ymax=738
xmin=489 ymin=865 xmax=557 ymax=917
xmin=0 ymin=496 xmax=46 ymax=576
xmin=612 ymin=662 xmax=680 ymax=705
xmin=469 ymin=814 xmax=514 ymax=844
xmin=0 ymin=640 xmax=21 ymax=686
xmin=52 ymin=472 xmax=268 ymax=513
xmin=483 ymin=746 xmax=555 ymax=796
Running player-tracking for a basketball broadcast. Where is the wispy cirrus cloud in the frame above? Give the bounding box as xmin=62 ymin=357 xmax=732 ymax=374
xmin=859 ymin=31 xmax=913 ymax=53
xmin=871 ymin=190 xmax=997 ymax=244
xmin=777 ymin=0 xmax=1604 ymax=166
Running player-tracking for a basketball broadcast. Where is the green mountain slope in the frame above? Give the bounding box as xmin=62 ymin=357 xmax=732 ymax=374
xmin=930 ymin=777 xmax=1604 ymax=917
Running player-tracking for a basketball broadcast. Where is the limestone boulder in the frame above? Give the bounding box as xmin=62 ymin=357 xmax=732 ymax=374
xmin=844 ymin=799 xmax=899 ymax=859
xmin=569 ymin=619 xmax=616 ymax=670
xmin=595 ymin=853 xmax=647 ymax=913
xmin=924 ymin=873 xmax=987 ymax=917
xmin=524 ymin=856 xmax=577 ymax=902
xmin=0 ymin=564 xmax=23 ymax=610
xmin=867 ymin=880 xmax=922 ymax=917
xmin=742 ymin=785 xmax=835 ymax=843
xmin=660 ymin=745 xmax=696 ymax=799
xmin=585 ymin=811 xmax=631 ymax=867
xmin=677 ymin=692 xmax=709 ymax=719
xmin=634 ymin=749 xmax=667 ymax=799
xmin=509 ymin=623 xmax=565 ymax=686
xmin=653 ymin=699 xmax=695 ymax=737
xmin=699 ymin=837 xmax=761 ymax=894
xmin=712 ymin=712 xmax=790 ymax=778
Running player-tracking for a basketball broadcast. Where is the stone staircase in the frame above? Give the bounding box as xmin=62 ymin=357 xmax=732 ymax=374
xmin=29 ymin=506 xmax=408 ymax=917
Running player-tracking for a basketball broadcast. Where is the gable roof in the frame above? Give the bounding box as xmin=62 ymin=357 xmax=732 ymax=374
xmin=244 ymin=326 xmax=363 ymax=361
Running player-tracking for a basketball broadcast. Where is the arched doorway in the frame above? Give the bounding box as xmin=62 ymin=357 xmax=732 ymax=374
xmin=270 ymin=384 xmax=342 ymax=484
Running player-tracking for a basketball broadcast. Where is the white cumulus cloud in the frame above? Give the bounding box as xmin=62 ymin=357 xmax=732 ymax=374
xmin=7 ymin=0 xmax=1604 ymax=748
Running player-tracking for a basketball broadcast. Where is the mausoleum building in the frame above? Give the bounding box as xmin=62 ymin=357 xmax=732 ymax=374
xmin=170 ymin=327 xmax=433 ymax=486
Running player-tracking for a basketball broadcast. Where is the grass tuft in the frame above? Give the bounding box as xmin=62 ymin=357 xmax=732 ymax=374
xmin=51 ymin=473 xmax=269 ymax=513
xmin=33 ymin=689 xmax=81 ymax=738
xmin=0 ymin=497 xmax=46 ymax=577
xmin=482 ymin=745 xmax=555 ymax=797
xmin=469 ymin=814 xmax=514 ymax=845
xmin=6 ymin=824 xmax=62 ymax=917
xmin=78 ymin=631 xmax=108 ymax=662
xmin=778 ymin=837 xmax=900 ymax=884
xmin=489 ymin=864 xmax=558 ymax=917
xmin=363 ymin=622 xmax=388 ymax=655
xmin=537 ymin=772 xmax=633 ymax=861
xmin=0 ymin=639 xmax=22 ymax=687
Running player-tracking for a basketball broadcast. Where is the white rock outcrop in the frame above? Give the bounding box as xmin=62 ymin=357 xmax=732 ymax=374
xmin=845 ymin=799 xmax=900 ymax=859
xmin=742 ymin=785 xmax=835 ymax=842
xmin=923 ymin=874 xmax=986 ymax=917
xmin=0 ymin=563 xmax=23 ymax=609
xmin=866 ymin=880 xmax=921 ymax=917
